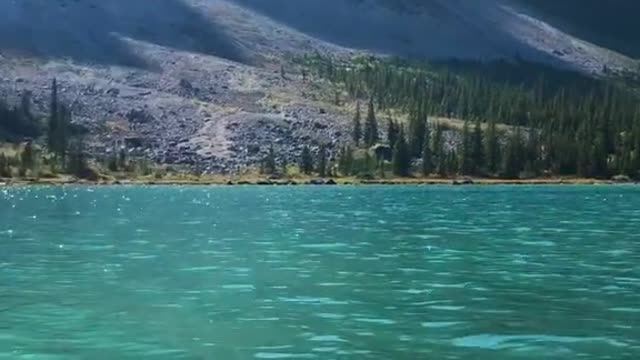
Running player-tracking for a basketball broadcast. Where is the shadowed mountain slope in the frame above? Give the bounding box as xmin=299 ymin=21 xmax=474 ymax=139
xmin=0 ymin=0 xmax=247 ymax=68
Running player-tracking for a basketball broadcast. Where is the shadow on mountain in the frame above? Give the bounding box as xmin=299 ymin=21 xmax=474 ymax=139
xmin=228 ymin=0 xmax=563 ymax=66
xmin=515 ymin=0 xmax=640 ymax=58
xmin=0 ymin=0 xmax=246 ymax=69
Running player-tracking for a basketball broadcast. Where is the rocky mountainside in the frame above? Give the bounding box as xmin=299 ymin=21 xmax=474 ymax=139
xmin=0 ymin=0 xmax=637 ymax=173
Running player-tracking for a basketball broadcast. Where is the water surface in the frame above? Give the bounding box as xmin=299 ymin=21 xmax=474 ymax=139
xmin=1 ymin=185 xmax=639 ymax=359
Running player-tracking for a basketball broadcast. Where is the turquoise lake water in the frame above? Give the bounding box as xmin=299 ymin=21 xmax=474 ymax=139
xmin=1 ymin=185 xmax=640 ymax=359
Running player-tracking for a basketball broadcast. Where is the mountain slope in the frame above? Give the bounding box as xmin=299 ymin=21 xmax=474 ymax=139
xmin=0 ymin=0 xmax=637 ymax=173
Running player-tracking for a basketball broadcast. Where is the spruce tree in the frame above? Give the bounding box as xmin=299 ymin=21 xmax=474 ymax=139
xmin=47 ymin=78 xmax=58 ymax=156
xmin=421 ymin=129 xmax=433 ymax=176
xmin=20 ymin=142 xmax=35 ymax=171
xmin=364 ymin=97 xmax=379 ymax=146
xmin=437 ymin=150 xmax=447 ymax=177
xmin=448 ymin=150 xmax=459 ymax=176
xmin=118 ymin=147 xmax=127 ymax=171
xmin=502 ymin=130 xmax=523 ymax=179
xmin=0 ymin=154 xmax=10 ymax=178
xmin=264 ymin=145 xmax=277 ymax=175
xmin=631 ymin=124 xmax=640 ymax=179
xmin=485 ymin=117 xmax=500 ymax=175
xmin=300 ymin=146 xmax=314 ymax=175
xmin=281 ymin=156 xmax=289 ymax=176
xmin=317 ymin=145 xmax=328 ymax=177
xmin=338 ymin=146 xmax=354 ymax=176
xmin=56 ymin=105 xmax=70 ymax=166
xmin=352 ymin=103 xmax=362 ymax=146
xmin=46 ymin=79 xmax=70 ymax=166
xmin=460 ymin=120 xmax=472 ymax=175
xmin=470 ymin=119 xmax=485 ymax=175
xmin=67 ymin=137 xmax=88 ymax=178
xmin=361 ymin=151 xmax=374 ymax=176
xmin=525 ymin=130 xmax=540 ymax=176
xmin=589 ymin=132 xmax=608 ymax=178
xmin=392 ymin=127 xmax=411 ymax=177
xmin=409 ymin=113 xmax=426 ymax=158
xmin=386 ymin=117 xmax=398 ymax=147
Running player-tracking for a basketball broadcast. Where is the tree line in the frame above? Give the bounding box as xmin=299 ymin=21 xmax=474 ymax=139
xmin=298 ymin=54 xmax=640 ymax=179
xmin=0 ymin=80 xmax=90 ymax=179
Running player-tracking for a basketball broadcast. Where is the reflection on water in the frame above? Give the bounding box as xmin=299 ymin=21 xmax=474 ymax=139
xmin=1 ymin=185 xmax=639 ymax=359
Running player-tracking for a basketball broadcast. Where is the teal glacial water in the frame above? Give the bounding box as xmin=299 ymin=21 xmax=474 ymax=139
xmin=1 ymin=185 xmax=640 ymax=359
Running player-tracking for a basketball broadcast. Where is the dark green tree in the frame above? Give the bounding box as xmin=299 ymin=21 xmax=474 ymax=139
xmin=47 ymin=78 xmax=59 ymax=155
xmin=470 ymin=119 xmax=485 ymax=175
xmin=392 ymin=127 xmax=411 ymax=177
xmin=352 ymin=102 xmax=362 ymax=146
xmin=630 ymin=120 xmax=640 ymax=179
xmin=317 ymin=145 xmax=328 ymax=177
xmin=421 ymin=128 xmax=433 ymax=176
xmin=281 ymin=155 xmax=289 ymax=176
xmin=67 ymin=137 xmax=89 ymax=178
xmin=364 ymin=97 xmax=379 ymax=146
xmin=589 ymin=132 xmax=609 ymax=178
xmin=386 ymin=117 xmax=399 ymax=147
xmin=485 ymin=117 xmax=500 ymax=175
xmin=524 ymin=130 xmax=541 ymax=176
xmin=0 ymin=154 xmax=10 ymax=178
xmin=409 ymin=113 xmax=427 ymax=158
xmin=118 ymin=147 xmax=127 ymax=170
xmin=20 ymin=142 xmax=35 ymax=171
xmin=460 ymin=120 xmax=472 ymax=175
xmin=300 ymin=146 xmax=314 ymax=175
xmin=264 ymin=145 xmax=277 ymax=175
xmin=337 ymin=146 xmax=354 ymax=176
xmin=502 ymin=129 xmax=524 ymax=179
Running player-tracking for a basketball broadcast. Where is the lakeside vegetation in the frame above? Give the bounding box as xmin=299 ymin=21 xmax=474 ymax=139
xmin=3 ymin=53 xmax=640 ymax=185
xmin=0 ymin=80 xmax=175 ymax=183
xmin=296 ymin=54 xmax=640 ymax=181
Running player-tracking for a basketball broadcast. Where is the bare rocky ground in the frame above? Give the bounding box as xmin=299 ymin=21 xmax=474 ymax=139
xmin=0 ymin=0 xmax=636 ymax=174
xmin=0 ymin=38 xmax=352 ymax=173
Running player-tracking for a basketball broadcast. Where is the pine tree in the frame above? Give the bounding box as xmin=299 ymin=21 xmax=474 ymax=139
xmin=264 ymin=145 xmax=277 ymax=175
xmin=589 ymin=132 xmax=608 ymax=178
xmin=352 ymin=102 xmax=362 ymax=146
xmin=460 ymin=120 xmax=472 ymax=175
xmin=409 ymin=112 xmax=426 ymax=158
xmin=47 ymin=78 xmax=58 ymax=155
xmin=386 ymin=117 xmax=398 ymax=147
xmin=56 ymin=105 xmax=70 ymax=166
xmin=576 ymin=125 xmax=591 ymax=177
xmin=629 ymin=120 xmax=640 ymax=179
xmin=317 ymin=145 xmax=328 ymax=177
xmin=392 ymin=127 xmax=411 ymax=177
xmin=361 ymin=151 xmax=375 ymax=176
xmin=20 ymin=141 xmax=35 ymax=171
xmin=502 ymin=129 xmax=523 ymax=179
xmin=338 ymin=146 xmax=354 ymax=176
xmin=448 ymin=150 xmax=459 ymax=176
xmin=67 ymin=137 xmax=88 ymax=178
xmin=524 ymin=130 xmax=540 ymax=176
xmin=485 ymin=117 xmax=500 ymax=175
xmin=46 ymin=79 xmax=70 ymax=166
xmin=300 ymin=146 xmax=314 ymax=175
xmin=421 ymin=128 xmax=433 ymax=176
xmin=281 ymin=156 xmax=289 ymax=176
xmin=470 ymin=119 xmax=485 ymax=175
xmin=364 ymin=97 xmax=379 ymax=146
xmin=118 ymin=147 xmax=127 ymax=171
xmin=0 ymin=154 xmax=10 ymax=178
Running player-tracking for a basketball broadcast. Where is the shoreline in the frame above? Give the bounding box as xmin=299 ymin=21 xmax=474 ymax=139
xmin=1 ymin=177 xmax=636 ymax=187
